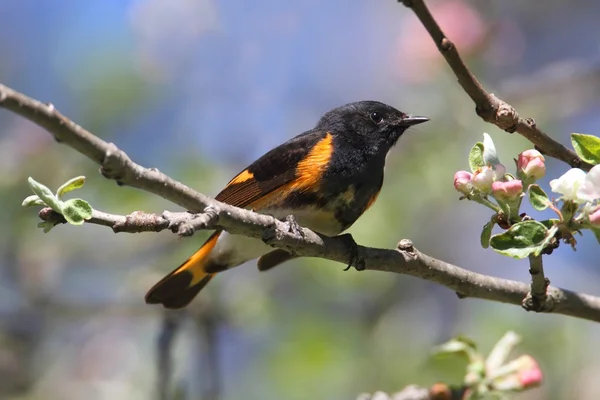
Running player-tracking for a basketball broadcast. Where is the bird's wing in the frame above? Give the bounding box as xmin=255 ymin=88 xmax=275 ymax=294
xmin=214 ymin=129 xmax=334 ymax=209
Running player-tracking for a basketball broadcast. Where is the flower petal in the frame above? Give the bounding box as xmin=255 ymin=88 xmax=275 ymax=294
xmin=550 ymin=168 xmax=586 ymax=201
xmin=578 ymin=165 xmax=600 ymax=202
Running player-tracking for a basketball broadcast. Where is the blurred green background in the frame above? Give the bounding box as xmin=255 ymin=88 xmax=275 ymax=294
xmin=1 ymin=0 xmax=600 ymax=399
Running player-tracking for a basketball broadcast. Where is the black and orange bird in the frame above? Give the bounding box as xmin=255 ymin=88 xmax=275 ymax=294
xmin=145 ymin=101 xmax=428 ymax=309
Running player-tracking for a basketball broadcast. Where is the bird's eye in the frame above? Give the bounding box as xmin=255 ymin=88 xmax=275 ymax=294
xmin=370 ymin=112 xmax=384 ymax=124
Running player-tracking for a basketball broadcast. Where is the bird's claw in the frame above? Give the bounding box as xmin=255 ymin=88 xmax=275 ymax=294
xmin=284 ymin=215 xmax=303 ymax=239
xmin=339 ymin=233 xmax=365 ymax=271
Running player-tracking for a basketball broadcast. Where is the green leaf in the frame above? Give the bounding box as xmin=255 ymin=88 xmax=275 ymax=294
xmin=538 ymin=226 xmax=558 ymax=254
xmin=27 ymin=177 xmax=63 ymax=212
xmin=528 ymin=184 xmax=550 ymax=211
xmin=482 ymin=133 xmax=501 ymax=166
xmin=485 ymin=331 xmax=521 ymax=371
xmin=61 ymin=198 xmax=93 ymax=225
xmin=434 ymin=337 xmax=476 ymax=355
xmin=489 ymin=221 xmax=551 ymax=259
xmin=539 ymin=219 xmax=559 ymax=230
xmin=454 ymin=335 xmax=478 ymax=350
xmin=481 ymin=219 xmax=495 ymax=249
xmin=37 ymin=221 xmax=55 ymax=233
xmin=571 ymin=133 xmax=600 ymax=165
xmin=21 ymin=195 xmax=45 ymax=207
xmin=469 ymin=142 xmax=485 ymax=173
xmin=434 ymin=336 xmax=481 ymax=365
xmin=56 ymin=176 xmax=86 ymax=199
xmin=465 ymin=361 xmax=487 ymax=387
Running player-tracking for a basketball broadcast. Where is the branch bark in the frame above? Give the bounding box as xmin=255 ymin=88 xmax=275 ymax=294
xmin=399 ymin=0 xmax=593 ymax=171
xmin=3 ymin=83 xmax=600 ymax=323
xmin=523 ymin=255 xmax=550 ymax=312
xmin=38 ymin=207 xmax=218 ymax=235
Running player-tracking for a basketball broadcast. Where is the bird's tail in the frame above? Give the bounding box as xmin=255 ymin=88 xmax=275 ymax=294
xmin=145 ymin=231 xmax=222 ymax=309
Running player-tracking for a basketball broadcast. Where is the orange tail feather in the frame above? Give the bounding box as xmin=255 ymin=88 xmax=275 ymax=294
xmin=145 ymin=231 xmax=222 ymax=309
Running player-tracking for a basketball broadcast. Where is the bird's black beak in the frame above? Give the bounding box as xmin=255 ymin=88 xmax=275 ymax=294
xmin=401 ymin=115 xmax=430 ymax=126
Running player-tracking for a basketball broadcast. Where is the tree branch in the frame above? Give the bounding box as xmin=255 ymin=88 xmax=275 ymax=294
xmin=3 ymin=83 xmax=600 ymax=323
xmin=399 ymin=0 xmax=593 ymax=171
xmin=522 ymin=255 xmax=550 ymax=312
xmin=35 ymin=204 xmax=600 ymax=324
xmin=38 ymin=207 xmax=218 ymax=235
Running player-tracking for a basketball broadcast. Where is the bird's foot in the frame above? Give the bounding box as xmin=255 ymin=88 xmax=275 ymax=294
xmin=339 ymin=233 xmax=365 ymax=271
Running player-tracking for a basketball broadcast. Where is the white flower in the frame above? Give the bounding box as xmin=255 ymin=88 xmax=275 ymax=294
xmin=577 ymin=164 xmax=600 ymax=203
xmin=493 ymin=163 xmax=506 ymax=181
xmin=472 ymin=166 xmax=494 ymax=193
xmin=549 ymin=168 xmax=587 ymax=202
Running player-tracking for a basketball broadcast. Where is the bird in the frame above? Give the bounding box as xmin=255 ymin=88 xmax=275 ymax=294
xmin=145 ymin=100 xmax=429 ymax=309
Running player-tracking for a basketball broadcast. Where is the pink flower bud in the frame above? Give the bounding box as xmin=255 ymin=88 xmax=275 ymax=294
xmin=589 ymin=206 xmax=600 ymax=226
xmin=517 ymin=355 xmax=543 ymax=389
xmin=518 ymin=149 xmax=546 ymax=181
xmin=492 ymin=355 xmax=543 ymax=392
xmin=472 ymin=166 xmax=494 ymax=193
xmin=454 ymin=170 xmax=473 ymax=194
xmin=492 ymin=180 xmax=523 ymax=201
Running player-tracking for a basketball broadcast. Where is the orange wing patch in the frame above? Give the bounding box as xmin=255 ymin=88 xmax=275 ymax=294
xmin=228 ymin=169 xmax=254 ymax=185
xmin=215 ymin=168 xmax=263 ymax=208
xmin=294 ymin=133 xmax=334 ymax=192
xmin=214 ymin=133 xmax=334 ymax=211
xmin=249 ymin=133 xmax=334 ymax=210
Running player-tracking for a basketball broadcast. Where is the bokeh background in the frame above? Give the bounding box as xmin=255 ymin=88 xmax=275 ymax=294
xmin=1 ymin=0 xmax=600 ymax=399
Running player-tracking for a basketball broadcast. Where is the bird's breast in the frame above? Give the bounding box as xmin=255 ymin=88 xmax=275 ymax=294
xmin=263 ymin=178 xmax=381 ymax=236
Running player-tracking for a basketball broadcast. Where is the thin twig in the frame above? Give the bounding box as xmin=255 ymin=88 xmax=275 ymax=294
xmin=39 ymin=207 xmax=218 ymax=236
xmin=522 ymin=255 xmax=550 ymax=312
xmin=3 ymin=83 xmax=600 ymax=323
xmin=399 ymin=0 xmax=593 ymax=171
